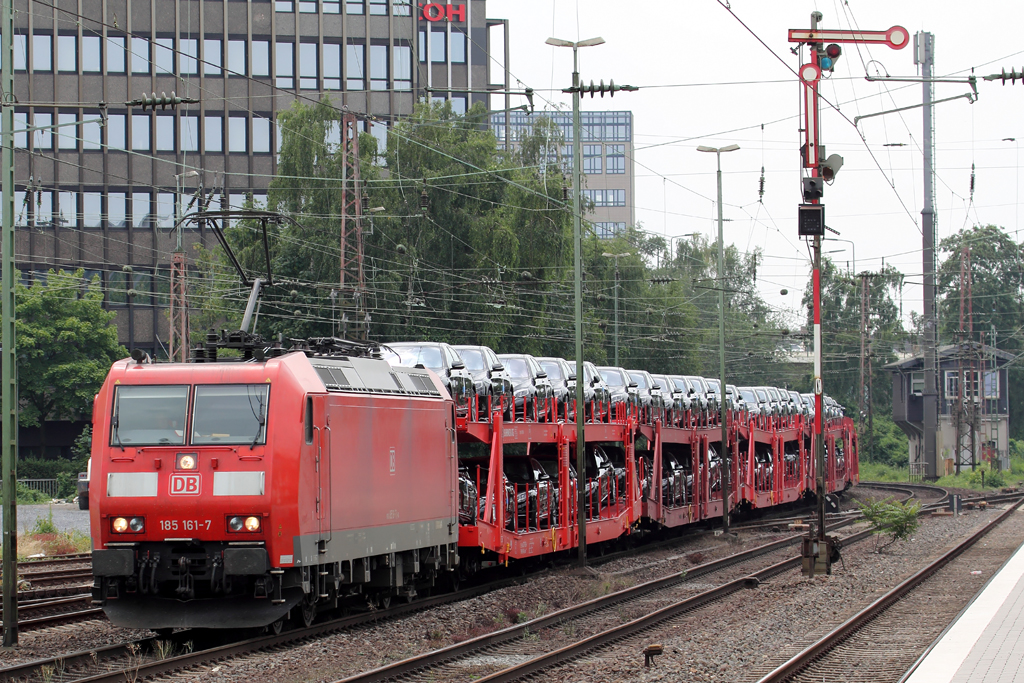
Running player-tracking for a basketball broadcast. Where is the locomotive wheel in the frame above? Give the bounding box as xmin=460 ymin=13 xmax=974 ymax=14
xmin=297 ymin=595 xmax=316 ymax=628
xmin=379 ymin=593 xmax=392 ymax=609
xmin=268 ymin=617 xmax=285 ymax=635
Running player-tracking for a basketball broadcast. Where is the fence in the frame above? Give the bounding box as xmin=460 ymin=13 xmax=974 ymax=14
xmin=0 ymin=478 xmax=61 ymax=499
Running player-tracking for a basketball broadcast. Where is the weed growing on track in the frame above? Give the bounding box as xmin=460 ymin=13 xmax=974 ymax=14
xmin=858 ymin=498 xmax=922 ymax=553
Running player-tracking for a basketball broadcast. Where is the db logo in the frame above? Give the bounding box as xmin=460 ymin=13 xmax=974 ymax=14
xmin=170 ymin=474 xmax=201 ymax=496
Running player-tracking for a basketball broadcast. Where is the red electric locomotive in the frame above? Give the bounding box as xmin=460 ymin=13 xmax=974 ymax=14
xmin=90 ymin=340 xmax=459 ymax=630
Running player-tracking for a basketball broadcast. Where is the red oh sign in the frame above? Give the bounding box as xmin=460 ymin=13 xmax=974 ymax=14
xmin=422 ymin=3 xmax=465 ymax=22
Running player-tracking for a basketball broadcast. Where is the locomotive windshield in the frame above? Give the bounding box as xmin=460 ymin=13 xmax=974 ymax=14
xmin=192 ymin=385 xmax=270 ymax=446
xmin=111 ymin=385 xmax=189 ymax=446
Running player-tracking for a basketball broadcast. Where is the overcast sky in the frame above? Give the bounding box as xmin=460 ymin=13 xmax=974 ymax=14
xmin=485 ymin=0 xmax=1024 ymax=331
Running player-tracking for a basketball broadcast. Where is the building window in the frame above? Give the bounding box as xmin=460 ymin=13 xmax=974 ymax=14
xmin=430 ymin=29 xmax=445 ymax=63
xmin=107 ymin=114 xmax=126 ymax=150
xmin=82 ymin=34 xmax=101 ymax=72
xmin=13 ymin=112 xmax=26 ymax=148
xmin=132 ymin=270 xmax=153 ymax=306
xmin=323 ymin=43 xmax=341 ymax=90
xmin=132 ymin=114 xmax=150 ymax=151
xmin=984 ymin=371 xmax=999 ymax=399
xmin=418 ymin=31 xmax=425 ymax=63
xmin=299 ymin=42 xmax=317 ymax=89
xmin=369 ymin=44 xmax=387 ymax=90
xmin=253 ymin=40 xmax=270 ymax=77
xmin=57 ymin=35 xmax=76 ymax=72
xmin=450 ymin=30 xmax=466 ymax=64
xmin=393 ymin=45 xmax=411 ymax=90
xmin=204 ymin=39 xmax=221 ymax=75
xmin=131 ymin=37 xmax=149 ymax=73
xmin=108 ymin=192 xmax=127 ymax=228
xmin=346 ymin=44 xmax=364 ymax=91
xmin=33 ymin=112 xmax=53 ymax=150
xmin=450 ymin=95 xmax=466 ymax=115
xmin=82 ymin=192 xmax=102 ymax=228
xmin=180 ymin=38 xmax=198 ymax=75
xmin=323 ymin=0 xmax=340 ymax=13
xmin=13 ymin=35 xmax=26 ymax=71
xmin=368 ymin=0 xmax=387 ymax=14
xmin=583 ymin=189 xmax=626 ymax=207
xmin=108 ymin=270 xmax=128 ymax=304
xmin=393 ymin=0 xmax=410 ymax=16
xmin=99 ymin=36 xmax=117 ymax=72
xmin=82 ymin=114 xmax=102 ymax=150
xmin=180 ymin=115 xmax=199 ymax=152
xmin=228 ymin=193 xmax=248 ymax=210
xmin=228 ymin=116 xmax=247 ymax=152
xmin=299 ymin=0 xmax=317 ymax=12
xmin=33 ymin=34 xmax=52 ymax=72
xmin=57 ymin=112 xmax=77 ymax=150
xmin=593 ymin=222 xmax=625 ymax=239
xmin=276 ymin=0 xmax=294 ymax=11
xmin=154 ymin=38 xmax=174 ymax=74
xmin=910 ymin=372 xmax=924 ymax=395
xmin=253 ymin=118 xmax=271 ymax=153
xmin=57 ymin=191 xmax=77 ymax=227
xmin=228 ymin=39 xmax=246 ymax=75
xmin=155 ymin=193 xmax=175 ymax=228
xmin=276 ymin=42 xmax=294 ymax=88
xmin=205 ymin=115 xmax=222 ymax=152
xmin=583 ymin=145 xmax=601 ymax=174
xmin=132 ymin=192 xmax=150 ymax=228
xmin=155 ymin=115 xmax=175 ymax=151
xmin=606 ymin=144 xmax=625 ymax=174
xmin=346 ymin=0 xmax=363 ymax=14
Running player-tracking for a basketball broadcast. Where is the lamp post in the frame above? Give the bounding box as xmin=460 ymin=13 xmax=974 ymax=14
xmin=697 ymin=143 xmax=739 ymax=533
xmin=824 ymin=237 xmax=856 ymax=274
xmin=547 ymin=35 xmax=606 ymax=567
xmin=602 ymin=252 xmax=630 ymax=366
xmin=669 ymin=233 xmax=699 ymax=263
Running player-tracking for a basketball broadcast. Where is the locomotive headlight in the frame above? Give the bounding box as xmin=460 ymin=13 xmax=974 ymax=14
xmin=129 ymin=517 xmax=145 ymax=532
xmin=228 ymin=516 xmax=245 ymax=532
xmin=244 ymin=516 xmax=261 ymax=532
xmin=176 ymin=453 xmax=198 ymax=470
xmin=228 ymin=515 xmax=262 ymax=532
xmin=111 ymin=517 xmax=129 ymax=533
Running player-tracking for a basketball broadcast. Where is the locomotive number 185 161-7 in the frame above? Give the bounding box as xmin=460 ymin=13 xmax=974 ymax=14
xmin=159 ymin=519 xmax=212 ymax=532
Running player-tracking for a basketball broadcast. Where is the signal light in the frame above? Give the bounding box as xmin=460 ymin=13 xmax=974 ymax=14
xmin=820 ymin=153 xmax=844 ymax=182
xmin=819 ymin=44 xmax=842 ymax=71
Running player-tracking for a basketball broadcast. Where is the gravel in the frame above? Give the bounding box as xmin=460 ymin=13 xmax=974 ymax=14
xmin=0 ymin=502 xmax=91 ymax=537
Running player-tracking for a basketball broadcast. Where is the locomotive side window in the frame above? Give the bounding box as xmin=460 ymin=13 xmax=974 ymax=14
xmin=305 ymin=396 xmax=313 ymax=444
xmin=192 ymin=385 xmax=270 ymax=446
xmin=111 ymin=385 xmax=189 ymax=446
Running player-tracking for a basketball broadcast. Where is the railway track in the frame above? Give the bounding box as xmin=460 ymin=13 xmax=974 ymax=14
xmin=750 ymin=496 xmax=1024 ymax=683
xmin=0 ymin=520 xmax=860 ymax=683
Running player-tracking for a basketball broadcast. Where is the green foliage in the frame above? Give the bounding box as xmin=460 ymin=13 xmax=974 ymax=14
xmin=862 ymin=414 xmax=909 ymax=466
xmin=72 ymin=425 xmax=93 ymax=461
xmin=858 ymin=461 xmax=910 ymax=482
xmin=15 ymin=269 xmax=127 ymax=428
xmin=934 ymin=463 xmax=1010 ymax=490
xmin=858 ymin=498 xmax=921 ymax=551
xmin=13 ymin=482 xmax=51 ymax=504
xmin=31 ymin=507 xmax=59 ymax=535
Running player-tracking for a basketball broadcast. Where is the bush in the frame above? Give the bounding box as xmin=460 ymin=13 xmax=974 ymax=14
xmin=31 ymin=507 xmax=59 ymax=535
xmin=56 ymin=471 xmax=77 ymax=499
xmin=858 ymin=497 xmax=921 ymax=552
xmin=13 ymin=482 xmax=51 ymax=504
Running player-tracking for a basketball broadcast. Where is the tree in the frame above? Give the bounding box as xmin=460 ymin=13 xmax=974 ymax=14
xmin=937 ymin=224 xmax=1024 ymax=438
xmin=14 ymin=269 xmax=126 ymax=443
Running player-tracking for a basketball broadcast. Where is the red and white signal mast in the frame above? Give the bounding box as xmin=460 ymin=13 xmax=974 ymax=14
xmin=788 ymin=12 xmax=907 ymax=575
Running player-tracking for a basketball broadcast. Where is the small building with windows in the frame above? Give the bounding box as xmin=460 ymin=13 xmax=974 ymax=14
xmin=490 ymin=109 xmax=635 ymax=238
xmin=886 ymin=342 xmax=1012 ymax=477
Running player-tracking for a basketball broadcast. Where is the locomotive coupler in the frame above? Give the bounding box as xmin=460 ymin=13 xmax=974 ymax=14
xmin=175 ymin=556 xmax=195 ymax=598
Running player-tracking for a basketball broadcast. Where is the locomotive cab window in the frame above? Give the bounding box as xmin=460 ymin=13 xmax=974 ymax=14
xmin=192 ymin=385 xmax=270 ymax=446
xmin=111 ymin=385 xmax=189 ymax=446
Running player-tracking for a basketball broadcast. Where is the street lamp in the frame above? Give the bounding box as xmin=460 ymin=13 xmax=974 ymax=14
xmin=669 ymin=233 xmax=699 ymax=263
xmin=548 ymin=34 xmax=605 ymax=568
xmin=697 ymin=143 xmax=739 ymax=533
xmin=602 ymin=252 xmax=630 ymax=366
xmin=824 ymin=237 xmax=856 ymax=274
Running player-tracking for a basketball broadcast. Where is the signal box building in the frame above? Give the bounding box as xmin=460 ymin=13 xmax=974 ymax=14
xmin=11 ymin=0 xmax=504 ymax=356
xmin=886 ymin=342 xmax=1012 ymax=477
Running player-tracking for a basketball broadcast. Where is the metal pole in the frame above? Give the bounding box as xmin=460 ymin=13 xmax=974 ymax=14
xmin=919 ymin=31 xmax=939 ymax=480
xmin=613 ymin=259 xmax=619 ymax=367
xmin=571 ymin=46 xmax=587 ymax=567
xmin=814 ymin=233 xmax=826 ymax=541
xmin=2 ymin=0 xmax=20 ymax=645
xmin=716 ymin=152 xmax=730 ymax=533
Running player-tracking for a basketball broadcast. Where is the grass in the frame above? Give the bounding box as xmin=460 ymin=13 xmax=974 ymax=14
xmin=0 ymin=506 xmax=92 ymax=561
xmin=859 ymin=459 xmax=1024 ymax=490
xmin=858 ymin=461 xmax=911 ymax=482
